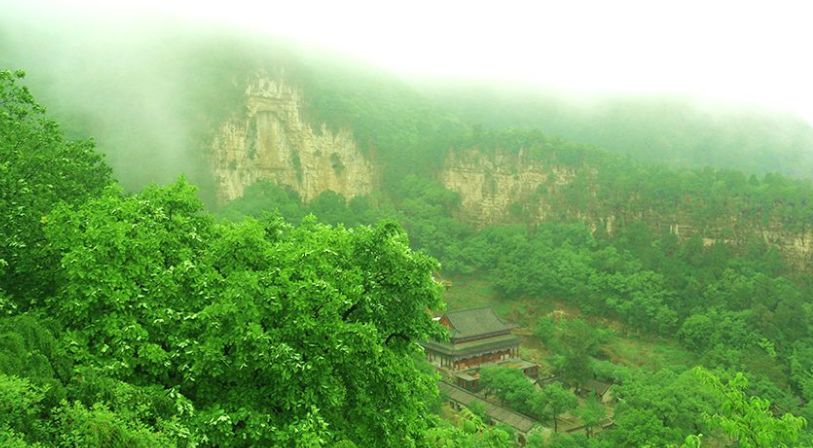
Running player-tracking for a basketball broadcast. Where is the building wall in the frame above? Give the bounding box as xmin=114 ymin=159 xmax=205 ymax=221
xmin=453 ymin=347 xmax=517 ymax=370
xmin=425 ymin=345 xmax=520 ymax=370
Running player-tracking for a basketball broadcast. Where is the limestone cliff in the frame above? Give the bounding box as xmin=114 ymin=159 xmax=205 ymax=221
xmin=440 ymin=149 xmax=575 ymax=226
xmin=212 ymin=74 xmax=374 ymax=202
xmin=441 ymin=149 xmax=813 ymax=267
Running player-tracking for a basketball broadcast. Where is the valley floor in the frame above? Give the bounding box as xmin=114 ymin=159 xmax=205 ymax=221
xmin=442 ymin=273 xmax=697 ymax=372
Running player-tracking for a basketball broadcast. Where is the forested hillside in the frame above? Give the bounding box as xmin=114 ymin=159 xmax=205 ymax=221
xmin=223 ymin=127 xmax=813 ymax=443
xmin=3 ymin=17 xmax=813 ymax=447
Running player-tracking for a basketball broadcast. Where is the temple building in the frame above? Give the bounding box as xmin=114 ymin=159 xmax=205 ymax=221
xmin=423 ymin=307 xmax=520 ymax=370
xmin=422 ymin=307 xmax=538 ymax=390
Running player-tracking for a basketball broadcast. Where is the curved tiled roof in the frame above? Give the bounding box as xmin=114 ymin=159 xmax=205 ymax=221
xmin=445 ymin=307 xmax=512 ymax=339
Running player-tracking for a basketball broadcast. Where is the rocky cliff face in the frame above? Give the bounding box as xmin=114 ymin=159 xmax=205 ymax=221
xmin=209 ymin=78 xmax=813 ymax=266
xmin=440 ymin=149 xmax=575 ymax=226
xmin=212 ymin=74 xmax=374 ymax=202
xmin=760 ymin=228 xmax=813 ymax=267
xmin=441 ymin=149 xmax=813 ymax=266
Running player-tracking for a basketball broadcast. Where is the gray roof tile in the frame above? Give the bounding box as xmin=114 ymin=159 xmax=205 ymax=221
xmin=446 ymin=307 xmax=512 ymax=339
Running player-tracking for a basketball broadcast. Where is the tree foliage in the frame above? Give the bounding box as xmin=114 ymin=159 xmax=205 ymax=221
xmin=0 ymin=70 xmax=112 ymax=308
xmin=36 ymin=180 xmax=444 ymax=446
xmin=698 ymin=369 xmax=807 ymax=448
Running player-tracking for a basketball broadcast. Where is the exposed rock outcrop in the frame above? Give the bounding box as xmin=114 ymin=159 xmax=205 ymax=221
xmin=212 ymin=74 xmax=374 ymax=202
xmin=441 ymin=148 xmax=813 ymax=267
xmin=209 ymin=76 xmax=813 ymax=267
xmin=440 ymin=149 xmax=575 ymax=226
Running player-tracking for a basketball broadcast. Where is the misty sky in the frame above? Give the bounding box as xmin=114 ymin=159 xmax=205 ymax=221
xmin=7 ymin=0 xmax=813 ymax=124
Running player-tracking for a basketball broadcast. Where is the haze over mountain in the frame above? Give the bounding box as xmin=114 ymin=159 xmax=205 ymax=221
xmin=3 ymin=2 xmax=813 ymax=447
xmin=2 ymin=0 xmax=813 ymax=195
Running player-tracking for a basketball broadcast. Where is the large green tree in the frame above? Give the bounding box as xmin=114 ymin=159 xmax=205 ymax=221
xmin=44 ymin=180 xmax=444 ymax=446
xmin=698 ymin=369 xmax=807 ymax=448
xmin=536 ymin=383 xmax=578 ymax=433
xmin=580 ymin=395 xmax=607 ymax=438
xmin=479 ymin=366 xmax=535 ymax=415
xmin=545 ymin=318 xmax=607 ymax=388
xmin=0 ymin=70 xmax=112 ymax=308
